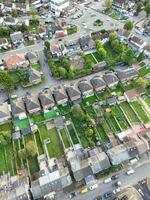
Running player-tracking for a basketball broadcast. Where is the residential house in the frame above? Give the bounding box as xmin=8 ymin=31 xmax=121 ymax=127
xmin=11 ymin=98 xmax=26 ymax=119
xmin=66 ymin=146 xmax=110 ymax=182
xmin=107 ymin=144 xmax=131 ymax=165
xmin=0 ymin=102 xmax=11 ymax=124
xmin=31 ymin=157 xmax=72 ymax=200
xmin=3 ymin=3 xmax=14 ymax=12
xmin=39 ymin=27 xmax=48 ymax=39
xmin=116 ymin=67 xmax=138 ymax=83
xmin=0 ymin=174 xmax=30 ymax=200
xmin=10 ymin=31 xmax=24 ymax=45
xmin=103 ymin=73 xmax=119 ymax=88
xmin=123 ymin=133 xmax=149 ymax=157
xmin=118 ymin=29 xmax=132 ymax=42
xmin=39 ymin=89 xmax=55 ymax=110
xmin=64 ymin=40 xmax=81 ymax=56
xmin=29 ymin=68 xmax=42 ymax=85
xmin=78 ymin=80 xmax=94 ymax=97
xmin=24 ymin=94 xmax=41 ymax=114
xmin=79 ymin=35 xmax=96 ymax=51
xmin=65 ymin=84 xmax=81 ymax=103
xmin=0 ymin=37 xmax=9 ymax=49
xmin=112 ymin=0 xmax=129 ymax=12
xmin=124 ymin=87 xmax=145 ymax=102
xmin=50 ymin=0 xmax=70 ymax=12
xmin=5 ymin=54 xmax=29 ymax=70
xmin=50 ymin=43 xmax=62 ymax=58
xmin=14 ymin=3 xmax=30 ymax=13
xmin=26 ymin=52 xmax=38 ymax=64
xmin=90 ymin=76 xmax=106 ymax=93
xmin=143 ymin=45 xmax=150 ymax=58
xmin=31 ymin=0 xmax=42 ymax=9
xmin=129 ymin=35 xmax=146 ymax=52
xmin=53 ymin=86 xmax=68 ymax=105
xmin=3 ymin=17 xmax=18 ymax=26
xmin=23 ymin=31 xmax=35 ymax=41
xmin=55 ymin=29 xmax=67 ymax=38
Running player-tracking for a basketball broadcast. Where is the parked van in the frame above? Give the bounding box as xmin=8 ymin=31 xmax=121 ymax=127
xmin=126 ymin=169 xmax=135 ymax=175
xmin=104 ymin=177 xmax=112 ymax=183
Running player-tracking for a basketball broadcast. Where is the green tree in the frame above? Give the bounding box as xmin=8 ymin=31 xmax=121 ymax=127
xmin=58 ymin=67 xmax=67 ymax=79
xmin=144 ymin=2 xmax=150 ymax=16
xmin=124 ymin=20 xmax=134 ymax=31
xmin=11 ymin=9 xmax=19 ymax=17
xmin=96 ymin=40 xmax=103 ymax=49
xmin=44 ymin=41 xmax=50 ymax=50
xmin=87 ymin=128 xmax=94 ymax=137
xmin=135 ymin=77 xmax=149 ymax=88
xmin=105 ymin=0 xmax=113 ymax=8
xmin=98 ymin=47 xmax=107 ymax=59
xmin=109 ymin=32 xmax=118 ymax=42
xmin=71 ymin=105 xmax=86 ymax=122
xmin=137 ymin=51 xmax=144 ymax=62
xmin=121 ymin=48 xmax=135 ymax=64
xmin=18 ymin=149 xmax=27 ymax=160
xmin=0 ymin=131 xmax=11 ymax=146
xmin=136 ymin=2 xmax=143 ymax=15
xmin=0 ymin=71 xmax=14 ymax=93
xmin=68 ymin=69 xmax=75 ymax=79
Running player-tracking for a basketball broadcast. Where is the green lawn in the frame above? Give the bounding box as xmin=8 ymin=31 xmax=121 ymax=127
xmin=32 ymin=63 xmax=41 ymax=71
xmin=81 ymin=95 xmax=98 ymax=106
xmin=139 ymin=66 xmax=150 ymax=77
xmin=103 ymin=42 xmax=118 ymax=60
xmin=58 ymin=104 xmax=71 ymax=115
xmin=59 ymin=129 xmax=71 ymax=148
xmin=96 ymin=124 xmax=109 ymax=142
xmin=15 ymin=118 xmax=30 ymax=130
xmin=67 ymin=26 xmax=77 ymax=35
xmin=142 ymin=94 xmax=150 ymax=108
xmin=84 ymin=53 xmax=97 ymax=64
xmin=35 ymin=131 xmax=44 ymax=155
xmin=44 ymin=109 xmax=59 ymax=120
xmin=47 ymin=128 xmax=64 ymax=158
xmin=0 ymin=123 xmax=16 ymax=176
xmin=30 ymin=113 xmax=45 ymax=123
xmin=111 ymin=104 xmax=130 ymax=130
xmin=92 ymin=51 xmax=103 ymax=62
xmin=131 ymin=101 xmax=150 ymax=123
xmin=120 ymin=102 xmax=139 ymax=123
xmin=110 ymin=84 xmax=124 ymax=96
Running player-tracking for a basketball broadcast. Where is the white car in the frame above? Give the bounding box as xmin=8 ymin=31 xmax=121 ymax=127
xmin=126 ymin=169 xmax=135 ymax=175
xmin=113 ymin=187 xmax=121 ymax=194
xmin=89 ymin=184 xmax=98 ymax=191
xmin=104 ymin=177 xmax=112 ymax=184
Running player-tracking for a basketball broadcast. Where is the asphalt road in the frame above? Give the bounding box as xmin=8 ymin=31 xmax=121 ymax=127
xmin=135 ymin=180 xmax=150 ymax=200
xmin=58 ymin=161 xmax=150 ymax=200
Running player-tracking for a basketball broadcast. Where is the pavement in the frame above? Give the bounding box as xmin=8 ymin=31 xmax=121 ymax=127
xmin=56 ymin=160 xmax=150 ymax=200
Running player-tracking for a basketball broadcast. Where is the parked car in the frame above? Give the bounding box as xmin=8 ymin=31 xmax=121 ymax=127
xmin=104 ymin=177 xmax=112 ymax=183
xmin=93 ymin=195 xmax=102 ymax=200
xmin=103 ymin=191 xmax=112 ymax=199
xmin=68 ymin=192 xmax=77 ymax=199
xmin=126 ymin=169 xmax=135 ymax=175
xmin=113 ymin=187 xmax=121 ymax=194
xmin=111 ymin=174 xmax=119 ymax=180
xmin=113 ymin=181 xmax=122 ymax=187
xmin=89 ymin=184 xmax=98 ymax=190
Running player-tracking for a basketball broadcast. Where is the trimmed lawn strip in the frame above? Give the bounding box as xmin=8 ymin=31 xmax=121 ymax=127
xmin=47 ymin=128 xmax=64 ymax=158
xmin=66 ymin=124 xmax=79 ymax=145
xmin=111 ymin=104 xmax=130 ymax=130
xmin=120 ymin=102 xmax=139 ymax=123
xmin=60 ymin=129 xmax=71 ymax=148
xmin=32 ymin=63 xmax=41 ymax=71
xmin=44 ymin=109 xmax=59 ymax=120
xmin=0 ymin=145 xmax=7 ymax=174
xmin=35 ymin=131 xmax=44 ymax=155
xmin=13 ymin=140 xmax=22 ymax=169
xmin=5 ymin=144 xmax=16 ymax=176
xmin=131 ymin=101 xmax=150 ymax=123
xmin=96 ymin=124 xmax=109 ymax=142
xmin=139 ymin=66 xmax=150 ymax=77
xmin=142 ymin=94 xmax=150 ymax=108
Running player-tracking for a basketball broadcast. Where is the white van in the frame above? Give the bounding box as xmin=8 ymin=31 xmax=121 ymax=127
xmin=104 ymin=177 xmax=112 ymax=183
xmin=126 ymin=169 xmax=135 ymax=175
